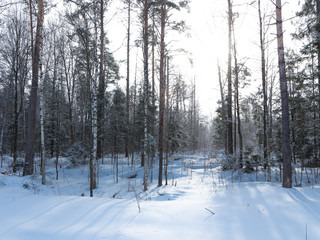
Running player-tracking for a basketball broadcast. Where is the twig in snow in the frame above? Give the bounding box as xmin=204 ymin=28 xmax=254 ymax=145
xmin=129 ymin=182 xmax=141 ymax=213
xmin=205 ymin=208 xmax=215 ymax=215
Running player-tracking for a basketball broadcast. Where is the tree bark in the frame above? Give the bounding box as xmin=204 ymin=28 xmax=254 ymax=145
xmin=158 ymin=0 xmax=166 ymax=187
xmin=97 ymin=0 xmax=105 ymax=159
xmin=24 ymin=0 xmax=44 ymax=176
xmin=39 ymin=61 xmax=46 ymax=185
xmin=227 ymin=0 xmax=233 ymax=155
xmin=142 ymin=0 xmax=150 ymax=191
xmin=91 ymin=0 xmax=99 ymax=196
xmin=258 ymin=0 xmax=269 ymax=179
xmin=232 ymin=37 xmax=243 ymax=169
xmin=315 ymin=0 xmax=320 ymax=160
xmin=165 ymin=57 xmax=170 ymax=185
xmin=13 ymin=65 xmax=19 ymax=173
xmin=125 ymin=0 xmax=131 ymax=159
xmin=276 ymin=0 xmax=292 ymax=188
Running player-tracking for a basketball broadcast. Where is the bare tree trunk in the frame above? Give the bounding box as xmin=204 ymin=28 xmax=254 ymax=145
xmin=275 ymin=0 xmax=292 ymax=188
xmin=0 ymin=123 xmax=4 ymax=168
xmin=142 ymin=0 xmax=150 ymax=191
xmin=316 ymin=0 xmax=320 ymax=160
xmin=61 ymin=44 xmax=75 ymax=146
xmin=39 ymin=61 xmax=46 ymax=185
xmin=217 ymin=63 xmax=227 ymax=152
xmin=0 ymin=91 xmax=8 ymax=168
xmin=258 ymin=0 xmax=269 ymax=180
xmin=232 ymin=37 xmax=243 ymax=169
xmin=268 ymin=74 xmax=275 ymax=180
xmin=227 ymin=0 xmax=233 ymax=155
xmin=165 ymin=57 xmax=170 ymax=186
xmin=13 ymin=68 xmax=19 ymax=173
xmin=90 ymin=0 xmax=99 ymax=196
xmin=131 ymin=51 xmax=138 ymax=168
xmin=97 ymin=0 xmax=105 ymax=160
xmin=24 ymin=0 xmax=44 ymax=176
xmin=125 ymin=0 xmax=131 ymax=159
xmin=29 ymin=0 xmax=34 ymax=62
xmin=152 ymin=11 xmax=156 ymax=113
xmin=158 ymin=0 xmax=166 ymax=187
xmin=55 ymin=87 xmax=60 ymax=181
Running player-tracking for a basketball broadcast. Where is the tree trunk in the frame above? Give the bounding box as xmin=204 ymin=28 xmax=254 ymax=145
xmin=158 ymin=0 xmax=166 ymax=187
xmin=258 ymin=0 xmax=269 ymax=179
xmin=39 ymin=61 xmax=46 ymax=185
xmin=55 ymin=87 xmax=60 ymax=181
xmin=131 ymin=52 xmax=138 ymax=168
xmin=29 ymin=0 xmax=34 ymax=62
xmin=90 ymin=0 xmax=99 ymax=196
xmin=232 ymin=37 xmax=243 ymax=169
xmin=142 ymin=0 xmax=150 ymax=191
xmin=316 ymin=0 xmax=320 ymax=160
xmin=227 ymin=0 xmax=233 ymax=155
xmin=97 ymin=0 xmax=105 ymax=159
xmin=165 ymin=56 xmax=170 ymax=185
xmin=125 ymin=0 xmax=131 ymax=159
xmin=268 ymin=75 xmax=275 ymax=180
xmin=217 ymin=63 xmax=227 ymax=153
xmin=62 ymin=47 xmax=75 ymax=146
xmin=13 ymin=68 xmax=19 ymax=173
xmin=24 ymin=0 xmax=44 ymax=176
xmin=97 ymin=0 xmax=105 ymax=160
xmin=275 ymin=0 xmax=292 ymax=188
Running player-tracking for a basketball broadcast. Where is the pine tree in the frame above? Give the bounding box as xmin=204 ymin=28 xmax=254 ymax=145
xmin=24 ymin=0 xmax=44 ymax=176
xmin=275 ymin=0 xmax=292 ymax=188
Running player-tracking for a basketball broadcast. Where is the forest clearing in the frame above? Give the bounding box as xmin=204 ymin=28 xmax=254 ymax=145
xmin=0 ymin=153 xmax=320 ymax=240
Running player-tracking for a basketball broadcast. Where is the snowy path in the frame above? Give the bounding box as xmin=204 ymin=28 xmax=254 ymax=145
xmin=1 ymin=156 xmax=320 ymax=239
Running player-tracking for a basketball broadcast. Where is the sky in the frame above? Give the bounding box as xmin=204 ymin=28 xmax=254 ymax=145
xmin=106 ymin=0 xmax=301 ymax=118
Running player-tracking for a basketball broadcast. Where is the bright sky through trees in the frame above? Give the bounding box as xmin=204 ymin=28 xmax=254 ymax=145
xmin=106 ymin=0 xmax=299 ymax=117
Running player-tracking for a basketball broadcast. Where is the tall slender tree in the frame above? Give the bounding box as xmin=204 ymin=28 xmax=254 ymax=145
xmin=90 ymin=0 xmax=99 ymax=196
xmin=97 ymin=0 xmax=105 ymax=160
xmin=24 ymin=0 xmax=44 ymax=176
xmin=158 ymin=0 xmax=166 ymax=187
xmin=258 ymin=0 xmax=269 ymax=179
xmin=125 ymin=0 xmax=131 ymax=159
xmin=226 ymin=0 xmax=233 ymax=156
xmin=275 ymin=0 xmax=292 ymax=188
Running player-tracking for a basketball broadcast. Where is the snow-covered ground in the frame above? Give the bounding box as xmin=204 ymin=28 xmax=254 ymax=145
xmin=0 ymin=154 xmax=320 ymax=240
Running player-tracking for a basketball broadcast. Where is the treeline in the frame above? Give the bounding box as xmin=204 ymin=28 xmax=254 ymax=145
xmin=0 ymin=0 xmax=211 ymax=194
xmin=212 ymin=0 xmax=320 ymax=188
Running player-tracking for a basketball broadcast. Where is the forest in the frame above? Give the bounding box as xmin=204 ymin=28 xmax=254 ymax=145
xmin=0 ymin=0 xmax=320 ymax=239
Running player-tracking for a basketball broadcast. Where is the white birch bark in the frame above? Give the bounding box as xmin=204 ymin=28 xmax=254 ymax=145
xmin=92 ymin=0 xmax=99 ymax=193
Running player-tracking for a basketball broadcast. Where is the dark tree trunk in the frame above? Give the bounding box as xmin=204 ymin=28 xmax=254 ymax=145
xmin=316 ymin=0 xmax=320 ymax=160
xmin=276 ymin=0 xmax=292 ymax=188
xmin=97 ymin=0 xmax=105 ymax=159
xmin=233 ymin=40 xmax=243 ymax=169
xmin=227 ymin=0 xmax=233 ymax=155
xmin=165 ymin=57 xmax=170 ymax=186
xmin=158 ymin=0 xmax=166 ymax=187
xmin=142 ymin=0 xmax=150 ymax=191
xmin=24 ymin=0 xmax=44 ymax=176
xmin=125 ymin=0 xmax=131 ymax=159
xmin=258 ymin=0 xmax=269 ymax=175
xmin=13 ymin=69 xmax=18 ymax=173
xmin=61 ymin=44 xmax=75 ymax=146
xmin=217 ymin=64 xmax=227 ymax=153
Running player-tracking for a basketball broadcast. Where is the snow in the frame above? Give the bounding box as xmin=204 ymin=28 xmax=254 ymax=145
xmin=0 ymin=154 xmax=320 ymax=240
